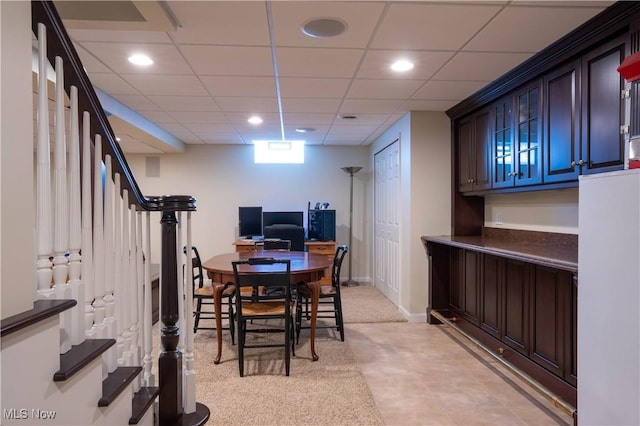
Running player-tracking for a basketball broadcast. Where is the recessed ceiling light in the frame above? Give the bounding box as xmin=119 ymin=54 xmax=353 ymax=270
xmin=128 ymin=54 xmax=153 ymax=66
xmin=248 ymin=116 xmax=263 ymax=125
xmin=295 ymin=127 xmax=316 ymax=133
xmin=390 ymin=59 xmax=414 ymax=72
xmin=302 ymin=17 xmax=347 ymax=38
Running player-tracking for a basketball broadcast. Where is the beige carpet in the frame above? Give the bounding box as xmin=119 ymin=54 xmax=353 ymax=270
xmin=191 ymin=329 xmax=383 ymax=425
xmin=158 ymin=286 xmax=400 ymax=425
xmin=340 ymin=285 xmax=407 ymax=323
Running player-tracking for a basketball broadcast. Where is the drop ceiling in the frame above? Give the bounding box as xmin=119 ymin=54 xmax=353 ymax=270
xmin=52 ymin=0 xmax=613 ymax=154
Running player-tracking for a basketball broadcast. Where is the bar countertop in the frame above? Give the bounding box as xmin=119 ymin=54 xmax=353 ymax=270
xmin=422 ymin=232 xmax=578 ymax=273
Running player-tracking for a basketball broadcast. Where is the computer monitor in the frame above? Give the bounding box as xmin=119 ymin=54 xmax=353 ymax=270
xmin=262 ymin=211 xmax=304 ymax=229
xmin=238 ymin=206 xmax=262 ymax=238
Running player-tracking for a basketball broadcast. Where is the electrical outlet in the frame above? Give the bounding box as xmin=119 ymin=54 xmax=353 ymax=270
xmin=496 ymin=211 xmax=504 ymax=225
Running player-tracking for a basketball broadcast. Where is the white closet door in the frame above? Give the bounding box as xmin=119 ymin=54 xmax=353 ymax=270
xmin=374 ymin=140 xmax=400 ymax=304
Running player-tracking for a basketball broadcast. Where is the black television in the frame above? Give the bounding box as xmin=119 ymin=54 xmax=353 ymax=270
xmin=262 ymin=211 xmax=304 ymax=229
xmin=238 ymin=206 xmax=262 ymax=238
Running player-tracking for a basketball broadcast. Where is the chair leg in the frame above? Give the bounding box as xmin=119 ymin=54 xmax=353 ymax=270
xmin=335 ymin=295 xmax=345 ymax=341
xmin=193 ymin=298 xmax=203 ymax=333
xmin=295 ymin=299 xmax=303 ymax=344
xmin=285 ymin=315 xmax=291 ymax=376
xmin=238 ymin=319 xmax=245 ymax=377
xmin=228 ymin=299 xmax=236 ymax=345
xmin=290 ymin=315 xmax=296 ymax=358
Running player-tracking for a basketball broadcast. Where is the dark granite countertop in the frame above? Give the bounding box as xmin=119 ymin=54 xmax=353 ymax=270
xmin=422 ymin=231 xmax=578 ymax=273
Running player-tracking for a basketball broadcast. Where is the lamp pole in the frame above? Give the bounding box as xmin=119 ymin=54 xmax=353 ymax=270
xmin=341 ymin=166 xmax=362 ymax=286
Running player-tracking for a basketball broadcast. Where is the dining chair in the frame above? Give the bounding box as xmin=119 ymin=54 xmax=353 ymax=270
xmin=186 ymin=246 xmax=235 ymax=344
xmin=296 ymin=244 xmax=348 ymax=343
xmin=232 ymin=257 xmax=295 ymax=377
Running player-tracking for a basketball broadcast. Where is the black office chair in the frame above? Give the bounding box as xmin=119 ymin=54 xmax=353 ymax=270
xmin=186 ymin=246 xmax=235 ymax=344
xmin=296 ymin=244 xmax=348 ymax=343
xmin=232 ymin=257 xmax=295 ymax=377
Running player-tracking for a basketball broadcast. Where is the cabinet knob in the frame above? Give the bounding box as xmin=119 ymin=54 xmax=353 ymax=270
xmin=578 ymin=159 xmax=585 ymax=166
xmin=571 ymin=161 xmax=576 ymax=167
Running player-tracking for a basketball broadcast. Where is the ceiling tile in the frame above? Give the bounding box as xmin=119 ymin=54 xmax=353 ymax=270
xmin=282 ymin=112 xmax=336 ymax=126
xmin=89 ymin=72 xmax=139 ymax=95
xmin=111 ymin=94 xmax=161 ymax=111
xmin=214 ymin=97 xmax=279 ymax=113
xmin=120 ymin=74 xmax=208 ymax=96
xmin=339 ymin=99 xmax=404 ymax=114
xmin=271 ymin=2 xmax=385 ymax=48
xmin=281 ymin=98 xmax=342 ymax=113
xmin=277 ymin=47 xmax=364 ymax=78
xmin=371 ymin=3 xmax=504 ymax=50
xmin=200 ymin=76 xmax=276 ymax=97
xmin=168 ymin=111 xmax=228 ymax=124
xmin=225 ymin=112 xmax=281 ymax=126
xmin=347 ymin=79 xmax=425 ymax=99
xmin=79 ymin=41 xmax=193 ymax=74
xmin=279 ymin=77 xmax=351 ymax=99
xmin=356 ymin=50 xmax=455 ymax=80
xmin=403 ymin=99 xmax=459 ymax=111
xmin=147 ymin=96 xmax=220 ymax=112
xmin=74 ymin=43 xmax=112 ymax=73
xmin=465 ymin=5 xmax=608 ymax=52
xmin=180 ymin=45 xmax=274 ymax=76
xmin=433 ymin=51 xmax=534 ymax=81
xmin=169 ymin=1 xmax=270 ymax=45
xmin=412 ymin=80 xmax=490 ymax=101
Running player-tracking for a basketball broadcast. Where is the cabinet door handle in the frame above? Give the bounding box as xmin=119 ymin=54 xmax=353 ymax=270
xmin=571 ymin=161 xmax=576 ymax=167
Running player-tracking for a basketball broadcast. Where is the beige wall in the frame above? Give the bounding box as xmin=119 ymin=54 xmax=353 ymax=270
xmin=127 ymin=144 xmax=370 ymax=280
xmin=1 ymin=1 xmax=35 ymax=318
xmin=368 ymin=111 xmax=452 ymax=318
xmin=484 ymin=188 xmax=579 ymax=234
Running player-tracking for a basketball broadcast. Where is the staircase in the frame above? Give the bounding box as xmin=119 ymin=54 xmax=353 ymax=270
xmin=0 ymin=2 xmax=209 ymax=425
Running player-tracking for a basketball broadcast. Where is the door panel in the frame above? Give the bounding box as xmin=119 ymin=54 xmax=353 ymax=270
xmin=502 ymin=259 xmax=530 ymax=356
xmin=374 ymin=140 xmax=400 ymax=305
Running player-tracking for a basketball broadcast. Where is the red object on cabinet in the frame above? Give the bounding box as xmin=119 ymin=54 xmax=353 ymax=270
xmin=617 ymin=51 xmax=640 ymax=82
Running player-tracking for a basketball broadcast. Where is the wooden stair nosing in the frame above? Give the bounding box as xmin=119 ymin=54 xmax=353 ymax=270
xmin=1 ymin=299 xmax=77 ymax=337
xmin=99 ymin=366 xmax=143 ymax=407
xmin=53 ymin=339 xmax=115 ymax=381
xmin=129 ymin=386 xmax=159 ymax=425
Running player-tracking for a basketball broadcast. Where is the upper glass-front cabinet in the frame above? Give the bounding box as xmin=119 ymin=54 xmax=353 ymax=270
xmin=516 ymin=83 xmax=542 ymax=186
xmin=493 ymin=80 xmax=542 ymax=189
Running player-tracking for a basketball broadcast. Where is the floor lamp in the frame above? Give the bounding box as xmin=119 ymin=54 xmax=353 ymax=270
xmin=341 ymin=166 xmax=362 ymax=287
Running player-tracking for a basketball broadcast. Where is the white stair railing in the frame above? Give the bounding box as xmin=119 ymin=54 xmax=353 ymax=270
xmin=121 ymin=190 xmax=133 ymax=365
xmin=104 ymin=155 xmax=118 ymax=373
xmin=35 ymin=22 xmax=53 ymax=299
xmin=142 ymin=211 xmax=155 ymax=387
xmin=82 ymin=111 xmax=95 ymax=339
xmin=68 ymin=86 xmax=85 ymax=347
xmin=32 ymin=12 xmax=202 ymax=421
xmin=52 ymin=55 xmax=72 ymax=354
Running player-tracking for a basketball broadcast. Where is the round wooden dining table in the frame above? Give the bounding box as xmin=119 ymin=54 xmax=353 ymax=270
xmin=201 ymin=250 xmax=332 ymax=363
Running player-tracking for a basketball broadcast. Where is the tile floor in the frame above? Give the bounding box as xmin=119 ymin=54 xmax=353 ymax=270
xmin=346 ymin=322 xmax=573 ymax=426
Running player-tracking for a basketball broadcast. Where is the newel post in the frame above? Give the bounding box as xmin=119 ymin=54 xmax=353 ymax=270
xmin=159 ymin=209 xmax=183 ymax=424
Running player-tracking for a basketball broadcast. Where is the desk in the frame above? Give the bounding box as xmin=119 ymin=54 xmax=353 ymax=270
xmin=233 ymin=239 xmax=256 ymax=252
xmin=202 ymin=250 xmax=332 ymax=363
